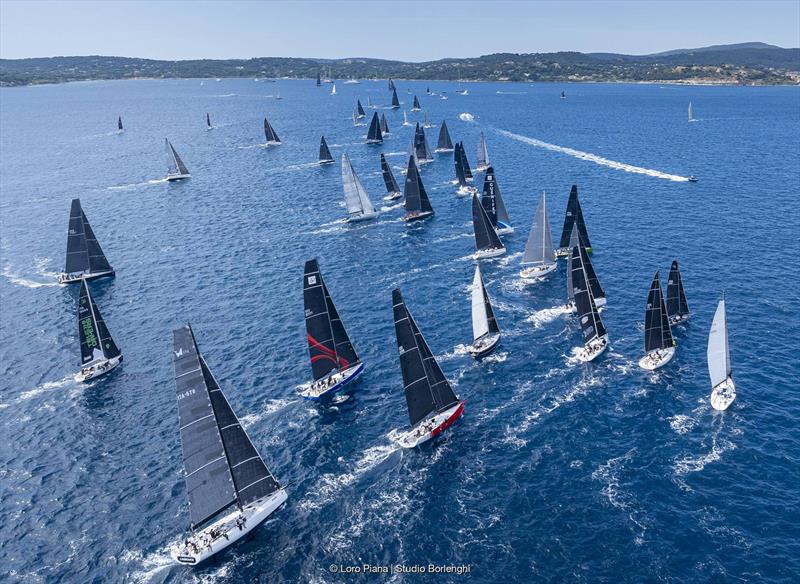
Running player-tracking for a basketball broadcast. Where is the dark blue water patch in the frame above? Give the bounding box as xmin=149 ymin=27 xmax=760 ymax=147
xmin=1 ymin=79 xmax=799 ymax=583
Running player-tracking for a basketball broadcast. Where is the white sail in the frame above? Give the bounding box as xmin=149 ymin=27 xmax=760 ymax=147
xmin=476 ymin=133 xmax=489 ymax=168
xmin=331 ymin=84 xmax=337 ymax=95
xmin=707 ymin=298 xmax=731 ymax=388
xmin=471 ymin=266 xmax=489 ymax=340
xmin=688 ymin=102 xmax=694 ymax=121
xmin=341 ymin=153 xmax=376 ymax=218
xmin=522 ymin=192 xmax=555 ymax=265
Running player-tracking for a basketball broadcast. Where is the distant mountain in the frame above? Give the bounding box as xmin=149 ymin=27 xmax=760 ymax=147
xmin=1 ymin=43 xmax=798 ymax=87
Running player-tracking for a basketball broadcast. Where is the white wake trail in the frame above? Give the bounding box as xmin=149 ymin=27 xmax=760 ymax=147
xmin=495 ymin=129 xmax=690 ymax=182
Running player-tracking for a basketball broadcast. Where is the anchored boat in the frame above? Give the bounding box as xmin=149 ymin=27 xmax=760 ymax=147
xmin=468 ymin=266 xmax=501 ymax=359
xmin=403 ymin=155 xmax=434 ymax=222
xmin=319 ymin=135 xmax=334 ymax=164
xmin=391 ymin=289 xmax=465 ymax=448
xmin=341 ymin=153 xmax=377 ymax=222
xmin=556 ymin=185 xmax=591 ymax=257
xmin=165 ymin=138 xmax=191 ymax=181
xmin=639 ymin=270 xmax=676 ymax=370
xmin=480 ymin=166 xmax=512 ymax=234
xmin=666 ymin=260 xmax=691 ymax=324
xmin=472 ymin=194 xmax=506 ymax=259
xmin=170 ymin=325 xmax=287 ymax=566
xmin=380 ymin=153 xmax=402 ymax=201
xmin=58 ymin=199 xmax=115 ymax=284
xmin=520 ymin=192 xmax=556 ymax=281
xmin=74 ymin=278 xmax=122 ymax=382
xmin=436 ymin=120 xmax=454 ymax=152
xmin=708 ymin=295 xmax=736 ymax=410
xmin=571 ymin=245 xmax=608 ymax=361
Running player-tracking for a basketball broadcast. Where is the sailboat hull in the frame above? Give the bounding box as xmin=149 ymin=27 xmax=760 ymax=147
xmin=166 ymin=173 xmax=191 ymax=182
xmin=468 ymin=333 xmax=501 ymax=359
xmin=669 ymin=313 xmax=691 ymax=325
xmin=403 ymin=211 xmax=434 ymax=222
xmin=520 ymin=262 xmax=557 ymax=281
xmin=299 ymin=362 xmax=365 ymax=401
xmin=435 ymin=147 xmax=455 ymax=153
xmin=75 ymin=355 xmax=122 ymax=382
xmin=710 ymin=378 xmax=736 ymax=411
xmin=456 ymin=185 xmax=477 ymax=198
xmin=171 ymin=489 xmax=288 ymax=566
xmin=58 ymin=269 xmax=115 ymax=284
xmin=394 ymin=402 xmax=465 ymax=449
xmin=319 ymin=159 xmax=335 ymax=165
xmin=496 ymin=223 xmax=514 ymax=235
xmin=473 ymin=247 xmax=506 ymax=260
xmin=346 ymin=212 xmax=378 ymax=223
xmin=383 ymin=191 xmax=403 ymax=201
xmin=575 ymin=334 xmax=609 ymax=362
xmin=638 ymin=346 xmax=675 ymax=371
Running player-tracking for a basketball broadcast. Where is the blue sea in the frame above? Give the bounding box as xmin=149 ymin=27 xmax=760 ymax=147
xmin=1 ymin=78 xmax=799 ymax=583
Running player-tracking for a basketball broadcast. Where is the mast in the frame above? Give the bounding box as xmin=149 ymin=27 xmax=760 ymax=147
xmin=403 ymin=156 xmax=433 ymax=215
xmin=366 ymin=112 xmax=383 ymax=143
xmin=558 ymin=185 xmax=591 ymax=251
xmin=206 ymin=113 xmax=211 ymax=128
xmin=341 ymin=153 xmax=376 ymax=218
xmin=571 ymin=246 xmax=607 ymax=344
xmin=319 ymin=135 xmax=334 ymax=163
xmin=118 ymin=116 xmax=123 ymax=131
xmin=707 ymin=296 xmax=732 ymax=388
xmin=522 ymin=192 xmax=554 ymax=266
xmin=380 ymin=153 xmax=401 ymax=195
xmin=472 ymin=194 xmax=504 ymax=253
xmin=391 ymin=88 xmax=400 ymax=108
xmin=78 ymin=278 xmax=120 ymax=365
xmin=644 ymin=271 xmax=674 ymax=353
xmin=437 ymin=120 xmax=453 ymax=151
xmin=666 ymin=260 xmax=690 ymax=319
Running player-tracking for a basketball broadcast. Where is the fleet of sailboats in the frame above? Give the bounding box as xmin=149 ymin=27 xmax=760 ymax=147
xmin=639 ymin=270 xmax=676 ymax=370
xmin=520 ymin=192 xmax=556 ymax=281
xmin=340 ymin=153 xmax=377 ymax=222
xmin=59 ymin=199 xmax=115 ymax=284
xmin=708 ymin=294 xmax=736 ymax=410
xmin=468 ymin=266 xmax=501 ymax=358
xmin=165 ymin=138 xmax=191 ymax=181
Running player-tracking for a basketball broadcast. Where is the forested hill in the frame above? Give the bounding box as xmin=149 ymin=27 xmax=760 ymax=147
xmin=2 ymin=43 xmax=798 ymax=87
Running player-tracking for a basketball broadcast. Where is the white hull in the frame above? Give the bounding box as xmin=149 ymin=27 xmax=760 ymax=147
xmin=366 ymin=139 xmax=382 ymax=145
xmin=265 ymin=141 xmax=281 ymax=147
xmin=669 ymin=313 xmax=690 ymax=325
xmin=638 ymin=346 xmax=675 ymax=371
xmin=75 ymin=355 xmax=122 ymax=382
xmin=435 ymin=148 xmax=455 ymax=153
xmin=710 ymin=378 xmax=736 ymax=411
xmin=346 ymin=211 xmax=378 ymax=223
xmin=172 ymin=489 xmax=288 ymax=566
xmin=473 ymin=247 xmax=506 ymax=260
xmin=575 ymin=334 xmax=608 ymax=362
xmin=383 ymin=191 xmax=403 ymax=201
xmin=520 ymin=262 xmax=557 ymax=281
xmin=393 ymin=402 xmax=465 ymax=449
xmin=167 ymin=173 xmax=191 ymax=181
xmin=403 ymin=210 xmax=434 ymax=222
xmin=468 ymin=333 xmax=500 ymax=359
xmin=298 ymin=362 xmax=364 ymax=400
xmin=58 ymin=269 xmax=115 ymax=284
xmin=456 ymin=185 xmax=477 ymax=198
xmin=476 ymin=165 xmax=488 ymax=172
xmin=496 ymin=226 xmax=514 ymax=235
xmin=319 ymin=160 xmax=335 ymax=165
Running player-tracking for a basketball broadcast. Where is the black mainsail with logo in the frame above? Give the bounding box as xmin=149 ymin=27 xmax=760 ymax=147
xmin=78 ymin=278 xmax=121 ymax=368
xmin=571 ymin=246 xmax=607 ymax=346
xmin=480 ymin=166 xmax=512 ymax=231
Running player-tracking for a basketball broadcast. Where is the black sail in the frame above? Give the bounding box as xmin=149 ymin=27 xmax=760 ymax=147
xmin=481 ymin=166 xmax=500 ymax=226
xmin=316 ymin=72 xmax=321 ymax=86
xmin=303 ymin=260 xmax=340 ymax=380
xmin=566 ymin=224 xmax=580 ymax=302
xmin=437 ymin=120 xmax=453 ymax=150
xmin=644 ymin=271 xmax=674 ymax=352
xmin=319 ymin=135 xmax=334 ymax=163
xmin=483 ymin=283 xmax=500 ymax=335
xmin=403 ymin=156 xmax=433 ymax=214
xmin=356 ymin=99 xmax=366 ymax=117
xmin=472 ymin=194 xmax=504 ymax=252
xmin=559 ymin=185 xmax=591 ymax=250
xmin=380 ymin=153 xmax=401 ymax=195
xmin=458 ymin=141 xmax=473 ymax=179
xmin=264 ymin=117 xmax=280 ymax=143
xmin=78 ymin=278 xmax=120 ymax=364
xmin=64 ymin=199 xmax=113 ymax=276
xmin=392 ymin=289 xmax=458 ymax=427
xmin=579 ymin=244 xmax=605 ymax=301
xmin=380 ymin=113 xmax=390 ymax=134
xmin=367 ymin=112 xmax=383 ymax=142
xmin=391 ymin=88 xmax=400 ymax=108
xmin=412 ymin=95 xmax=421 ymax=110
xmin=206 ymin=113 xmax=211 ymax=128
xmin=454 ymin=143 xmax=468 ymax=186
xmin=322 ymin=275 xmax=359 ymax=368
xmin=172 ymin=325 xmax=237 ymax=529
xmin=413 ymin=123 xmax=432 ymax=161
xmin=118 ymin=116 xmax=123 ymax=130
xmin=666 ymin=260 xmax=690 ymax=319
xmin=571 ymin=246 xmax=607 ymax=344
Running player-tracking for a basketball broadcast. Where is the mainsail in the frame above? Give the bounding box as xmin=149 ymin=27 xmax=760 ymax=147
xmin=707 ymin=296 xmax=731 ymax=388
xmin=319 ymin=135 xmax=334 ymax=163
xmin=78 ymin=278 xmax=120 ymax=366
xmin=264 ymin=117 xmax=281 ymax=143
xmin=476 ymin=132 xmax=489 ymax=169
xmin=356 ymin=100 xmax=366 ymax=118
xmin=457 ymin=141 xmax=473 ymax=179
xmin=64 ymin=199 xmax=114 ymax=277
xmin=579 ymin=244 xmax=605 ymax=302
xmin=391 ymin=88 xmax=400 ymax=108
xmin=206 ymin=113 xmax=211 ymax=129
xmin=380 ymin=113 xmax=390 ymax=134
xmin=341 ymin=153 xmax=376 ymax=219
xmin=481 ymin=166 xmax=511 ymax=228
xmin=436 ymin=120 xmax=453 ymax=151
xmin=413 ymin=123 xmax=433 ymax=162
xmin=316 ymin=72 xmax=321 ymax=86
xmin=471 ymin=266 xmax=499 ymax=342
xmin=688 ymin=102 xmax=694 ymax=122
xmin=566 ymin=224 xmax=580 ymax=304
xmin=366 ymin=112 xmax=383 ymax=143
xmin=559 ymin=185 xmax=591 ymax=251
xmin=472 ymin=194 xmax=505 ymax=253
xmin=165 ymin=139 xmax=190 ymax=176
xmin=666 ymin=260 xmax=690 ymax=320
xmin=521 ymin=192 xmax=555 ymax=266
xmin=404 ymin=156 xmax=433 ymax=215
xmin=392 ymin=289 xmax=460 ymax=427
xmin=118 ymin=116 xmax=123 ymax=131
xmin=454 ymin=143 xmax=469 ymax=187
xmin=644 ymin=271 xmax=674 ymax=353
xmin=172 ymin=325 xmax=281 ymax=530
xmin=571 ymin=246 xmax=607 ymax=344
xmin=412 ymin=95 xmax=421 ymax=110
xmin=380 ymin=153 xmax=401 ymax=196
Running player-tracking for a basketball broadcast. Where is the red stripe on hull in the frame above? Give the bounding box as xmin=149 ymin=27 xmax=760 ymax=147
xmin=431 ymin=402 xmax=465 ymax=438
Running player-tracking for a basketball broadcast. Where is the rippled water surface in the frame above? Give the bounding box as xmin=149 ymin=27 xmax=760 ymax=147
xmin=1 ymin=79 xmax=799 ymax=583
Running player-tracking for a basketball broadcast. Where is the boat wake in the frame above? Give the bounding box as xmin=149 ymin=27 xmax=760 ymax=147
xmin=240 ymin=398 xmax=295 ymax=429
xmin=525 ymin=305 xmax=570 ymax=329
xmin=495 ymin=129 xmax=691 ymax=182
xmin=672 ymin=423 xmax=738 ymax=484
xmin=379 ymin=202 xmax=403 ymax=212
xmin=2 ymin=263 xmax=60 ymax=288
xmin=19 ymin=375 xmax=75 ymax=401
xmin=668 ymin=414 xmax=697 ymax=435
xmin=459 ymin=113 xmax=475 ymax=122
xmin=107 ymin=178 xmax=167 ymax=191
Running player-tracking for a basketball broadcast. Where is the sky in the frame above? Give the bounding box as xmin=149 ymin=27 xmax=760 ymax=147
xmin=1 ymin=0 xmax=798 ymax=61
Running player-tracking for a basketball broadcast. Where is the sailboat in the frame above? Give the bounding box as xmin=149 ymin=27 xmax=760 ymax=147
xmin=58 ymin=199 xmax=115 ymax=284
xmin=556 ymin=185 xmax=591 ymax=257
xmin=436 ymin=120 xmax=454 ymax=152
xmin=454 ymin=143 xmax=477 ymax=197
xmin=688 ymin=102 xmax=696 ymax=122
xmin=206 ymin=113 xmax=212 ymax=130
xmin=74 ymin=278 xmax=122 ymax=382
xmin=299 ymin=260 xmax=365 ymax=399
xmin=318 ymin=135 xmax=334 ymax=164
xmin=402 ymin=110 xmax=412 ymax=126
xmin=368 ymin=96 xmax=377 ymax=109
xmin=423 ymin=113 xmax=433 ymax=129
xmin=476 ymin=132 xmax=490 ymax=171
xmin=457 ymin=141 xmax=474 ymax=181
xmin=391 ymin=88 xmax=400 ymax=109
xmin=380 ymin=153 xmax=402 ymax=200
xmin=117 ymin=116 xmax=123 ymax=132
xmin=520 ymin=192 xmax=556 ymax=280
xmin=380 ymin=113 xmax=390 ymax=135
xmin=472 ymin=194 xmax=506 ymax=259
xmin=356 ymin=100 xmax=366 ymax=118
xmin=639 ymin=271 xmax=676 ymax=370
xmin=366 ymin=112 xmax=383 ymax=144
xmin=388 ymin=78 xmax=396 ymax=91
xmin=480 ymin=166 xmax=513 ymax=234
xmin=331 ymin=84 xmax=337 ymax=95
xmin=263 ymin=117 xmax=281 ymax=145
xmin=275 ymin=92 xmax=282 ymax=100
xmin=165 ymin=138 xmax=191 ymax=181
xmin=352 ymin=110 xmax=365 ymax=127
xmin=708 ymin=294 xmax=736 ymax=410
xmin=403 ymin=155 xmax=434 ymax=222
xmin=316 ymin=71 xmax=322 ymax=87
xmin=411 ymin=95 xmax=421 ymax=112
xmin=391 ymin=289 xmax=465 ymax=448
xmin=169 ymin=325 xmax=287 ymax=565
xmin=570 ymin=245 xmax=609 ymax=361
xmin=340 ymin=153 xmax=377 ymax=222
xmin=344 ymin=77 xmax=360 ymax=85
xmin=413 ymin=123 xmax=433 ymax=163
xmin=561 ymin=90 xmax=566 ymax=100
xmin=468 ymin=266 xmax=501 ymax=358
xmin=666 ymin=260 xmax=691 ymax=324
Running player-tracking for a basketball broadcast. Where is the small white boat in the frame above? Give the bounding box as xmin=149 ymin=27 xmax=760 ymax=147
xmin=520 ymin=192 xmax=556 ymax=281
xmin=467 ymin=266 xmax=501 ymax=359
xmin=708 ymin=295 xmax=736 ymax=410
xmin=639 ymin=270 xmax=677 ymax=370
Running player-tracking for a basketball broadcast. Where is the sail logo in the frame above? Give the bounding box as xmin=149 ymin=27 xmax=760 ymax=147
xmin=174 ymin=348 xmax=185 ymax=358
xmin=81 ymin=317 xmax=98 ymax=348
xmin=307 ymin=276 xmax=317 ymax=285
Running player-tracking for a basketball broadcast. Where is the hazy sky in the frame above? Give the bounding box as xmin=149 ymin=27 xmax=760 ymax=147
xmin=1 ymin=0 xmax=798 ymax=61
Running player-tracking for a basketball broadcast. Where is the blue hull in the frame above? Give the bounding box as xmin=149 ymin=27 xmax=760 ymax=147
xmin=302 ymin=362 xmax=365 ymax=401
